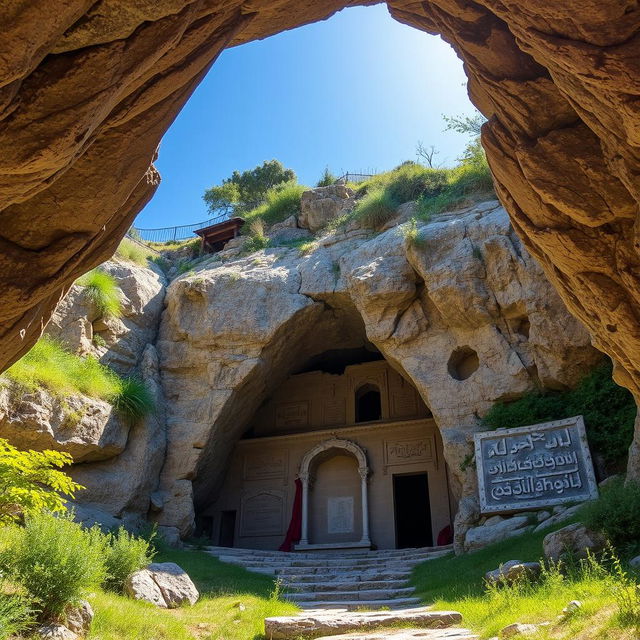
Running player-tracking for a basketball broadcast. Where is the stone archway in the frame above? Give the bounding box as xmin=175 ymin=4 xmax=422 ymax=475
xmin=297 ymin=438 xmax=371 ymax=549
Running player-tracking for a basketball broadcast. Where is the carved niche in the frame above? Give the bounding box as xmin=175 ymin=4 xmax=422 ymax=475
xmin=240 ymin=490 xmax=285 ymax=537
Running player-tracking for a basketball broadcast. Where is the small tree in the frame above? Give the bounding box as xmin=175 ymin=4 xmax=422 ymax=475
xmin=443 ymin=111 xmax=487 ymax=166
xmin=316 ymin=167 xmax=336 ymax=187
xmin=0 ymin=439 xmax=83 ymax=523
xmin=203 ymin=160 xmax=297 ymax=216
xmin=416 ymin=142 xmax=440 ymax=168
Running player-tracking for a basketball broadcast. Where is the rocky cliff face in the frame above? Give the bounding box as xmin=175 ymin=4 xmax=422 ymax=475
xmin=0 ymin=200 xmax=603 ymax=541
xmin=154 ymin=200 xmax=600 ymax=540
xmin=1 ymin=6 xmax=640 ymax=482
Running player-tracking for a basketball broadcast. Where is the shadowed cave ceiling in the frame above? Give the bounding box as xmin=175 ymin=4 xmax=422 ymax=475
xmin=1 ymin=0 xmax=640 ymax=437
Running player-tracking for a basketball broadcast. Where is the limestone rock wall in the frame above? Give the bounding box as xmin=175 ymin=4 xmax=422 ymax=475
xmin=155 ymin=202 xmax=601 ymax=537
xmin=1 ymin=6 xmax=640 ymax=458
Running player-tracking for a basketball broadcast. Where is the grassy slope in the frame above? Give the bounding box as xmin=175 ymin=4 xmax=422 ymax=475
xmin=413 ymin=521 xmax=633 ymax=640
xmin=87 ymin=549 xmax=297 ymax=640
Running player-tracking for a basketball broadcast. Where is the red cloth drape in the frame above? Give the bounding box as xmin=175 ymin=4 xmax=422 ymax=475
xmin=279 ymin=477 xmax=302 ymax=552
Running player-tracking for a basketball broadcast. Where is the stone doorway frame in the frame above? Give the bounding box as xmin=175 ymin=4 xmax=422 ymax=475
xmin=296 ymin=437 xmax=371 ymax=549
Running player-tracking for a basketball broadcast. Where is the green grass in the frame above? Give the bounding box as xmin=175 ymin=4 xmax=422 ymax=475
xmin=242 ymin=181 xmax=307 ymax=229
xmin=116 ymin=238 xmax=156 ymax=266
xmin=483 ymin=361 xmax=635 ymax=470
xmin=86 ymin=549 xmax=297 ymax=640
xmin=1 ymin=337 xmax=154 ymax=421
xmin=413 ymin=523 xmax=636 ymax=640
xmin=76 ymin=269 xmax=122 ymax=318
xmin=402 ymin=217 xmax=427 ymax=249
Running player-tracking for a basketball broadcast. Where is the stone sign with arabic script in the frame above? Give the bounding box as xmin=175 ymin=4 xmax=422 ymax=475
xmin=474 ymin=416 xmax=598 ymax=514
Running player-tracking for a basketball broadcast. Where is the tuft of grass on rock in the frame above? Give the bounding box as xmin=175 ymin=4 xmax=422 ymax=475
xmin=77 ymin=269 xmax=122 ymax=318
xmin=402 ymin=217 xmax=427 ymax=249
xmin=351 ymin=187 xmax=399 ymax=229
xmin=2 ymin=337 xmax=154 ymax=422
xmin=116 ymin=238 xmax=155 ymax=266
xmin=242 ymin=219 xmax=270 ymax=254
xmin=242 ymin=182 xmax=307 ymax=229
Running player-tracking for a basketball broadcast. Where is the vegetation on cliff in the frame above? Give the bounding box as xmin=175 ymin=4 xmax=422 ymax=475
xmin=1 ymin=337 xmax=154 ymax=422
xmin=77 ymin=268 xmax=122 ymax=318
xmin=483 ymin=361 xmax=636 ymax=469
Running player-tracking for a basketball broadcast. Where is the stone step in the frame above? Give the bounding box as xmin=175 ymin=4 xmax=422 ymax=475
xmin=285 ymin=579 xmax=410 ymax=593
xmin=218 ymin=559 xmax=424 ymax=573
xmin=205 ymin=545 xmax=451 ymax=559
xmin=296 ymin=597 xmax=423 ymax=610
xmin=315 ymin=628 xmax=478 ymax=640
xmin=281 ymin=571 xmax=412 ymax=584
xmin=264 ymin=607 xmax=463 ymax=639
xmin=284 ymin=587 xmax=416 ymax=603
xmin=217 ymin=555 xmax=427 ymax=568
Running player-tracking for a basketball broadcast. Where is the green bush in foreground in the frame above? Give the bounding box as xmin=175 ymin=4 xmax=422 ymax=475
xmin=3 ymin=337 xmax=155 ymax=422
xmin=351 ymin=187 xmax=399 ymax=230
xmin=103 ymin=527 xmax=156 ymax=593
xmin=0 ymin=513 xmax=107 ymax=620
xmin=0 ymin=594 xmax=34 ymax=640
xmin=76 ymin=268 xmax=122 ymax=318
xmin=581 ymin=478 xmax=640 ymax=548
xmin=0 ymin=438 xmax=82 ymax=524
xmin=242 ymin=181 xmax=307 ymax=229
xmin=483 ymin=361 xmax=635 ymax=467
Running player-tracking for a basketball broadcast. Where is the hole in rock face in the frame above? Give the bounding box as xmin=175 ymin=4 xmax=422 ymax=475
xmin=606 ymin=324 xmax=617 ymax=333
xmin=512 ymin=316 xmax=530 ymax=339
xmin=447 ymin=346 xmax=479 ymax=381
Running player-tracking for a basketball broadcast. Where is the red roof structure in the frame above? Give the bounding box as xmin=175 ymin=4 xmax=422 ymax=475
xmin=194 ymin=217 xmax=245 ymax=253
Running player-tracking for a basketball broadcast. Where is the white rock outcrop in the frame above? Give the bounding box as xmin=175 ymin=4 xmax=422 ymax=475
xmin=125 ymin=562 xmax=199 ymax=608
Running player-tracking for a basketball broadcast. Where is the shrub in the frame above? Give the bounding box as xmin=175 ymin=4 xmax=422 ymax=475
xmin=0 ymin=513 xmax=107 ymax=620
xmin=402 ymin=218 xmax=427 ymax=249
xmin=242 ymin=219 xmax=270 ymax=254
xmin=352 ymin=187 xmax=399 ymax=229
xmin=111 ymin=377 xmax=155 ymax=423
xmin=0 ymin=594 xmax=34 ymax=640
xmin=76 ymin=268 xmax=122 ymax=318
xmin=0 ymin=439 xmax=82 ymax=524
xmin=103 ymin=527 xmax=155 ymax=593
xmin=483 ymin=361 xmax=635 ymax=468
xmin=116 ymin=238 xmax=152 ymax=266
xmin=580 ymin=478 xmax=640 ymax=547
xmin=3 ymin=338 xmax=155 ymax=422
xmin=243 ymin=182 xmax=307 ymax=229
xmin=316 ymin=167 xmax=336 ymax=187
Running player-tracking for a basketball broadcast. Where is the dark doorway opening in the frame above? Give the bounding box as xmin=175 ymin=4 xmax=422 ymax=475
xmin=219 ymin=510 xmax=237 ymax=547
xmin=355 ymin=384 xmax=382 ymax=422
xmin=393 ymin=473 xmax=433 ymax=548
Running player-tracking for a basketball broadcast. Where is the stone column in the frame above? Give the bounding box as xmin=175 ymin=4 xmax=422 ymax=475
xmin=299 ymin=473 xmax=309 ymax=546
xmin=359 ymin=467 xmax=370 ymax=546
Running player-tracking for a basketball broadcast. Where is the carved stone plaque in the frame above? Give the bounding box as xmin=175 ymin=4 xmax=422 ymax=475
xmin=240 ymin=491 xmax=284 ymax=537
xmin=244 ymin=451 xmax=287 ymax=481
xmin=327 ymin=496 xmax=354 ymax=534
xmin=275 ymin=401 xmax=309 ymax=429
xmin=384 ymin=437 xmax=434 ymax=468
xmin=475 ymin=416 xmax=598 ymax=514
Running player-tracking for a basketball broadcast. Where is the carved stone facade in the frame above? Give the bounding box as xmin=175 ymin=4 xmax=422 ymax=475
xmin=201 ymin=361 xmax=452 ymax=550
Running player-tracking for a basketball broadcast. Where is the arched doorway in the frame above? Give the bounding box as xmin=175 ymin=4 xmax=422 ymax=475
xmin=297 ymin=438 xmax=370 ymax=550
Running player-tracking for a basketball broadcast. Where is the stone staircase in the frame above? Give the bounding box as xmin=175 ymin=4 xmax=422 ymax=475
xmin=204 ymin=545 xmax=452 ymax=610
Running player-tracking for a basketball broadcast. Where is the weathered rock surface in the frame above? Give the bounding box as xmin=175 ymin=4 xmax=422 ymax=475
xmin=0 ymin=385 xmax=127 ymax=462
xmin=464 ymin=516 xmax=531 ymax=553
xmin=501 ymin=623 xmax=547 ymax=638
xmin=299 ymin=184 xmax=355 ymax=232
xmin=484 ymin=561 xmax=541 ymax=586
xmin=64 ymin=600 xmax=94 ymax=636
xmin=315 ymin=631 xmax=477 ymax=640
xmin=155 ymin=202 xmax=600 ymax=537
xmin=264 ymin=607 xmax=463 ymax=640
xmin=126 ymin=562 xmax=199 ymax=608
xmin=542 ymin=523 xmax=607 ymax=562
xmin=35 ymin=625 xmax=78 ymax=640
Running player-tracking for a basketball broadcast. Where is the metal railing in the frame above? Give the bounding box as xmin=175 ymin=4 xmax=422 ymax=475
xmin=335 ymin=172 xmax=375 ymax=184
xmin=131 ymin=211 xmax=231 ymax=244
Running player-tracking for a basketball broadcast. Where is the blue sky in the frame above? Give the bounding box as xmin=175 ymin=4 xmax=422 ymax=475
xmin=136 ymin=4 xmax=475 ymax=229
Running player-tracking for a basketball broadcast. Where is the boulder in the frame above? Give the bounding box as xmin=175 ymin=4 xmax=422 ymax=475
xmin=35 ymin=625 xmax=78 ymax=640
xmin=532 ymin=504 xmax=582 ymax=533
xmin=542 ymin=523 xmax=607 ymax=562
xmin=126 ymin=563 xmax=199 ymax=608
xmin=629 ymin=555 xmax=640 ymax=569
xmin=501 ymin=623 xmax=546 ymax=638
xmin=65 ymin=600 xmax=94 ymax=636
xmin=299 ymin=184 xmax=355 ymax=231
xmin=464 ymin=516 xmax=531 ymax=552
xmin=485 ymin=561 xmax=542 ymax=585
